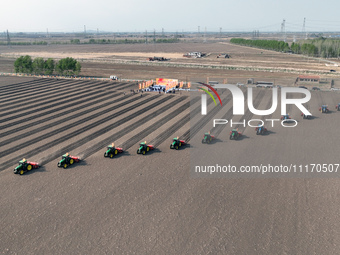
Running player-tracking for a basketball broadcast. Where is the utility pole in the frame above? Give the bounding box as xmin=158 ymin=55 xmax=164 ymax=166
xmin=162 ymin=28 xmax=164 ymax=37
xmin=6 ymin=30 xmax=11 ymax=47
xmin=203 ymin=27 xmax=207 ymax=43
xmin=153 ymin=29 xmax=156 ymax=43
xmin=145 ymin=30 xmax=148 ymax=44
xmin=84 ymin=25 xmax=86 ymax=38
xmin=220 ymin=27 xmax=222 ymax=39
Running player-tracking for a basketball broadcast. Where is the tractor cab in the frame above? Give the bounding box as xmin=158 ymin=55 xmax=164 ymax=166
xmin=61 ymin=154 xmax=71 ymax=163
xmin=172 ymin=137 xmax=180 ymax=145
xmin=230 ymin=129 xmax=241 ymax=140
xmin=139 ymin=142 xmax=147 ymax=150
xmin=321 ymin=105 xmax=329 ymax=113
xmin=107 ymin=144 xmax=115 ymax=150
xmin=18 ymin=159 xmax=28 ymax=167
xmin=231 ymin=129 xmax=238 ymax=135
xmin=204 ymin=132 xmax=211 ymax=139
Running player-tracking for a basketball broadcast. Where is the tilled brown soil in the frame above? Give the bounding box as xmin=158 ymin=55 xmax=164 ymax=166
xmin=1 ymin=42 xmax=340 ymax=86
xmin=1 ymin=77 xmax=340 ymax=254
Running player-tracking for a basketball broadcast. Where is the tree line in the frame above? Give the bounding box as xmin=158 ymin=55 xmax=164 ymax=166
xmin=230 ymin=37 xmax=340 ymax=58
xmin=230 ymin=38 xmax=290 ymax=52
xmin=14 ymin=56 xmax=81 ymax=76
xmin=1 ymin=38 xmax=179 ymax=46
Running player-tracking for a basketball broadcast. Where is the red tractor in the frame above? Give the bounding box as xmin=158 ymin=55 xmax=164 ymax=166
xmin=336 ymin=103 xmax=340 ymax=111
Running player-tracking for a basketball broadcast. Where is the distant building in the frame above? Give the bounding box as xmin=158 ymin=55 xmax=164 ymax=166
xmin=256 ymin=81 xmax=274 ymax=88
xmin=297 ymin=75 xmax=320 ymax=83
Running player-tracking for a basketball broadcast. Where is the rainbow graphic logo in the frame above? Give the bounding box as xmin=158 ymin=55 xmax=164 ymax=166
xmin=198 ymin=83 xmax=222 ymax=115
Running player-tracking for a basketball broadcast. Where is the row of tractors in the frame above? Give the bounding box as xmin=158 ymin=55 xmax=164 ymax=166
xmin=14 ymin=138 xmax=186 ymax=175
xmin=13 ymin=104 xmax=340 ymax=175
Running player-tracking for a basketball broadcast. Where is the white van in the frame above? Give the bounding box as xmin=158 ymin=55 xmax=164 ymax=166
xmin=110 ymin=75 xmax=118 ymax=80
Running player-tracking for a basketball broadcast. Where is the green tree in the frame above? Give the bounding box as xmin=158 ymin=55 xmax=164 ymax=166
xmin=14 ymin=55 xmax=33 ymax=73
xmin=70 ymin=39 xmax=80 ymax=44
xmin=22 ymin=55 xmax=33 ymax=73
xmin=32 ymin=57 xmax=45 ymax=74
xmin=56 ymin=57 xmax=80 ymax=76
xmin=14 ymin=56 xmax=24 ymax=73
xmin=45 ymin=58 xmax=55 ymax=75
xmin=75 ymin=62 xmax=81 ymax=75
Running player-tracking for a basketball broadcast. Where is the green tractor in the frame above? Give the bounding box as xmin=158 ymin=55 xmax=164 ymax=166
xmin=14 ymin=158 xmax=40 ymax=175
xmin=104 ymin=143 xmax=124 ymax=158
xmin=202 ymin=132 xmax=215 ymax=144
xmin=229 ymin=129 xmax=242 ymax=140
xmin=57 ymin=153 xmax=80 ymax=169
xmin=170 ymin=137 xmax=187 ymax=150
xmin=137 ymin=141 xmax=155 ymax=155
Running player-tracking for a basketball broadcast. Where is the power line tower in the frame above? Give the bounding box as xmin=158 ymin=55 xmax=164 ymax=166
xmin=302 ymin=17 xmax=307 ymax=39
xmin=281 ymin=19 xmax=286 ymax=42
xmin=6 ymin=30 xmax=11 ymax=47
xmin=203 ymin=27 xmax=207 ymax=43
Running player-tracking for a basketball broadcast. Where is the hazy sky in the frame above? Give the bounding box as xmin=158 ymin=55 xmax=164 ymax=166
xmin=1 ymin=0 xmax=340 ymax=33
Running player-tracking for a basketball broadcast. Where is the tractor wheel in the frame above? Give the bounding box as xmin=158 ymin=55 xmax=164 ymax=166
xmin=147 ymin=146 xmax=150 ymax=152
xmin=27 ymin=164 xmax=32 ymax=171
xmin=202 ymin=139 xmax=205 ymax=144
xmin=179 ymin=142 xmax=182 ymax=147
xmin=110 ymin=153 xmax=114 ymax=158
xmin=104 ymin=153 xmax=107 ymax=157
xmin=115 ymin=149 xmax=118 ymax=155
xmin=137 ymin=149 xmax=140 ymax=154
xmin=20 ymin=170 xmax=25 ymax=175
xmin=175 ymin=145 xmax=179 ymax=150
xmin=229 ymin=135 xmax=233 ymax=140
xmin=63 ymin=163 xmax=68 ymax=169
xmin=57 ymin=162 xmax=61 ymax=167
xmin=170 ymin=145 xmax=173 ymax=149
xmin=142 ymin=150 xmax=146 ymax=155
xmin=69 ymin=159 xmax=74 ymax=165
